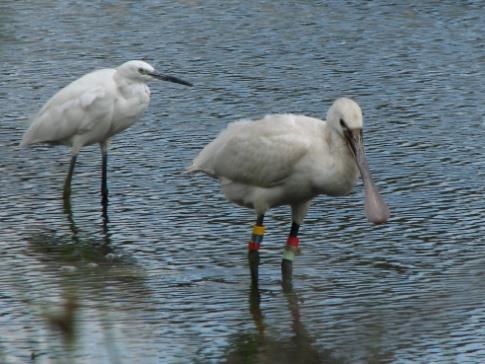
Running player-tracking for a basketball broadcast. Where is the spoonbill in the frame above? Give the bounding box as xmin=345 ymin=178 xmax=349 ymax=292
xmin=20 ymin=60 xmax=192 ymax=205
xmin=187 ymin=98 xmax=390 ymax=284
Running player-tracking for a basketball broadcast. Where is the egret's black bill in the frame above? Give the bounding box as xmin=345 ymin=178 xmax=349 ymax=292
xmin=149 ymin=72 xmax=193 ymax=87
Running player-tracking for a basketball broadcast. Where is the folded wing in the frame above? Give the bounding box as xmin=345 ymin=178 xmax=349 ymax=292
xmin=189 ymin=115 xmax=312 ymax=187
xmin=21 ymin=70 xmax=114 ymax=147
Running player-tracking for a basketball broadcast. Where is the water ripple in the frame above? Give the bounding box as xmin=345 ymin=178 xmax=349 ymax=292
xmin=1 ymin=1 xmax=484 ymax=363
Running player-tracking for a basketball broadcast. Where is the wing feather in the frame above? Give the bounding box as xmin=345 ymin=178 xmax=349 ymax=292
xmin=189 ymin=114 xmax=314 ymax=187
xmin=21 ymin=69 xmax=114 ymax=146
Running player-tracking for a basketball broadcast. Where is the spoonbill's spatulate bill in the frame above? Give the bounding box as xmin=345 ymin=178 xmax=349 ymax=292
xmin=21 ymin=60 xmax=192 ymax=206
xmin=188 ymin=98 xmax=390 ymax=284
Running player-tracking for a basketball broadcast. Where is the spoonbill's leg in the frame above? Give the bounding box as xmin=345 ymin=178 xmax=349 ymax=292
xmin=63 ymin=154 xmax=78 ymax=202
xmin=100 ymin=142 xmax=109 ymax=206
xmin=281 ymin=222 xmax=300 ymax=283
xmin=248 ymin=214 xmax=265 ymax=286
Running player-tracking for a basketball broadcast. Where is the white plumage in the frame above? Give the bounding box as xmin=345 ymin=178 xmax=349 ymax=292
xmin=189 ymin=97 xmax=390 ymax=282
xmin=21 ymin=60 xmax=192 ymax=204
xmin=189 ymin=97 xmax=389 ymax=225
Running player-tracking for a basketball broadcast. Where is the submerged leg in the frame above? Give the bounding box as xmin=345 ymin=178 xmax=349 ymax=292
xmin=100 ymin=142 xmax=109 ymax=206
xmin=282 ymin=202 xmax=310 ymax=282
xmin=248 ymin=214 xmax=265 ymax=286
xmin=281 ymin=222 xmax=300 ymax=283
xmin=63 ymin=154 xmax=78 ymax=202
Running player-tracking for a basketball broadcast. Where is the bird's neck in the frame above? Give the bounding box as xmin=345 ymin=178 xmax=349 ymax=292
xmin=109 ymin=76 xmax=151 ymax=135
xmin=118 ymin=81 xmax=142 ymax=99
xmin=315 ymin=126 xmax=359 ymax=195
xmin=114 ymin=73 xmax=147 ymax=100
xmin=330 ymin=127 xmax=356 ymax=168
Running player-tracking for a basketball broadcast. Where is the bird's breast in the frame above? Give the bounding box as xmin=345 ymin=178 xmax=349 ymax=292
xmin=110 ymin=87 xmax=150 ymax=136
xmin=303 ymin=146 xmax=359 ymax=197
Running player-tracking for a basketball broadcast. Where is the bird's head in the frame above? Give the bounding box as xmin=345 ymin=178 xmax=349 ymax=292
xmin=327 ymin=97 xmax=363 ymax=140
xmin=117 ymin=60 xmax=193 ymax=87
xmin=327 ymin=97 xmax=365 ymax=163
xmin=327 ymin=97 xmax=390 ymax=224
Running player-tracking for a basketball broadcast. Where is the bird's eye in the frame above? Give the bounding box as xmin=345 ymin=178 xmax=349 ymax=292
xmin=340 ymin=118 xmax=346 ymax=128
xmin=138 ymin=68 xmax=145 ymax=74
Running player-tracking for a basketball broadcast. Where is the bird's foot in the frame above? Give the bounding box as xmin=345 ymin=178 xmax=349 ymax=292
xmin=101 ymin=187 xmax=109 ymax=206
xmin=281 ymin=258 xmax=293 ymax=283
xmin=248 ymin=249 xmax=260 ymax=286
xmin=63 ymin=197 xmax=72 ymax=214
xmin=62 ymin=188 xmax=72 ymax=213
xmin=281 ymin=248 xmax=295 ymax=283
xmin=101 ymin=196 xmax=109 ymax=207
xmin=62 ymin=185 xmax=71 ymax=201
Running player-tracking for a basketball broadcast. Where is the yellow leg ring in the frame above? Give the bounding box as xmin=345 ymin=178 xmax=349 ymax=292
xmin=252 ymin=225 xmax=265 ymax=236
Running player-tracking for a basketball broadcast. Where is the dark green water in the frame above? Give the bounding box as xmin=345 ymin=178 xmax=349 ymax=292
xmin=1 ymin=1 xmax=484 ymax=363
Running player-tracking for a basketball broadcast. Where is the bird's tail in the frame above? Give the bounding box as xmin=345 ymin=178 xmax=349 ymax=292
xmin=185 ymin=164 xmax=198 ymax=174
xmin=185 ymin=163 xmax=217 ymax=179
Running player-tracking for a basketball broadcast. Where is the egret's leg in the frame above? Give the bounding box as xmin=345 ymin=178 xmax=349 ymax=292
xmin=281 ymin=222 xmax=300 ymax=283
xmin=248 ymin=215 xmax=265 ymax=286
xmin=63 ymin=155 xmax=78 ymax=201
xmin=100 ymin=143 xmax=109 ymax=205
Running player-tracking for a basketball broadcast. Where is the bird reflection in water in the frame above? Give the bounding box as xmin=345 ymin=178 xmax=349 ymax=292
xmin=62 ymin=195 xmax=113 ymax=257
xmin=20 ymin=203 xmax=148 ymax=362
xmin=224 ymin=283 xmax=344 ymax=364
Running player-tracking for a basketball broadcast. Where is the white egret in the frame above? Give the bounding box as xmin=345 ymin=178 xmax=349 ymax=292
xmin=20 ymin=60 xmax=192 ymax=205
xmin=188 ymin=98 xmax=390 ymax=284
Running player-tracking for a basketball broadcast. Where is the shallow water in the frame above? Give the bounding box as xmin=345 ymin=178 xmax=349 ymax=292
xmin=1 ymin=1 xmax=484 ymax=363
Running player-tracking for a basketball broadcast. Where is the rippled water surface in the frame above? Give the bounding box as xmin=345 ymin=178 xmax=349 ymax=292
xmin=1 ymin=1 xmax=484 ymax=363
